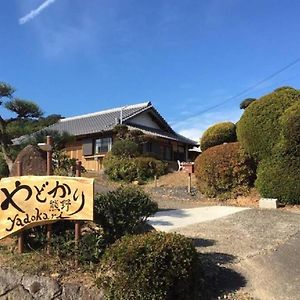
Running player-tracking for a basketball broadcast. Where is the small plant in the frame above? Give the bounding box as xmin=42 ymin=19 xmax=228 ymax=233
xmin=97 ymin=232 xmax=202 ymax=300
xmin=52 ymin=149 xmax=85 ymax=176
xmin=94 ymin=186 xmax=158 ymax=243
xmin=24 ymin=221 xmax=106 ymax=265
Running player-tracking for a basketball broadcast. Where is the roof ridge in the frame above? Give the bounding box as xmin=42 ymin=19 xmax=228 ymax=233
xmin=60 ymin=102 xmax=151 ymax=122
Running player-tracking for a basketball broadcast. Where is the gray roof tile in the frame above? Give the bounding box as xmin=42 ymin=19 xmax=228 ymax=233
xmin=13 ymin=102 xmax=198 ymax=146
xmin=47 ymin=102 xmax=151 ymax=136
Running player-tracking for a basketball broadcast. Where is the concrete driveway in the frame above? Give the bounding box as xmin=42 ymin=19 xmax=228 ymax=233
xmin=148 ymin=206 xmax=250 ymax=231
xmin=149 ymin=207 xmax=300 ymax=300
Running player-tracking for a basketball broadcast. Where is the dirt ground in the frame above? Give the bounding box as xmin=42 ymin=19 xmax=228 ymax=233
xmin=88 ymin=171 xmax=299 ymax=212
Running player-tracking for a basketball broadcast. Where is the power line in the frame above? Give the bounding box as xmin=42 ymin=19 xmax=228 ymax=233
xmin=189 ymin=56 xmax=300 ymax=117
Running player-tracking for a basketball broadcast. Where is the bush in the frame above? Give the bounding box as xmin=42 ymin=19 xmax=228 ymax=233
xmin=255 ymin=154 xmax=300 ymax=204
xmin=25 ymin=222 xmax=106 ymax=265
xmin=103 ymin=154 xmax=136 ymax=182
xmin=279 ymin=101 xmax=300 ymax=156
xmin=111 ymin=139 xmax=139 ymax=158
xmin=47 ymin=231 xmax=105 ymax=265
xmin=0 ymin=154 xmax=9 ymax=178
xmin=200 ymin=122 xmax=237 ymax=151
xmin=97 ymin=232 xmax=202 ymax=300
xmin=237 ymin=87 xmax=300 ymax=160
xmin=94 ymin=186 xmax=158 ymax=243
xmin=103 ymin=154 xmax=167 ymax=182
xmin=239 ymin=98 xmax=256 ymax=109
xmin=113 ymin=125 xmax=146 ymax=144
xmin=195 ymin=142 xmax=256 ymax=198
xmin=135 ymin=156 xmax=167 ymax=181
xmin=52 ymin=150 xmax=80 ymax=176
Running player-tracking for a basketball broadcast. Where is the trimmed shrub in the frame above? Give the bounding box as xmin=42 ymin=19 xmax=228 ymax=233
xmin=111 ymin=139 xmax=139 ymax=158
xmin=94 ymin=186 xmax=158 ymax=243
xmin=239 ymin=98 xmax=256 ymax=109
xmin=200 ymin=122 xmax=237 ymax=151
xmin=103 ymin=154 xmax=136 ymax=182
xmin=279 ymin=101 xmax=300 ymax=156
xmin=0 ymin=154 xmax=9 ymax=178
xmin=135 ymin=156 xmax=167 ymax=181
xmin=195 ymin=142 xmax=256 ymax=198
xmin=255 ymin=154 xmax=300 ymax=204
xmin=274 ymin=86 xmax=296 ymax=92
xmin=103 ymin=154 xmax=167 ymax=182
xmin=237 ymin=87 xmax=300 ymax=160
xmin=97 ymin=232 xmax=202 ymax=300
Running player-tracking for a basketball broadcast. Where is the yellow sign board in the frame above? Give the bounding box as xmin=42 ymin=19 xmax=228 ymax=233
xmin=0 ymin=176 xmax=94 ymax=240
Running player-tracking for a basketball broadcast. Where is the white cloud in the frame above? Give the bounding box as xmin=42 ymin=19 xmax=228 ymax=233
xmin=173 ymin=109 xmax=243 ymax=141
xmin=178 ymin=128 xmax=202 ymax=142
xmin=19 ymin=0 xmax=57 ymax=25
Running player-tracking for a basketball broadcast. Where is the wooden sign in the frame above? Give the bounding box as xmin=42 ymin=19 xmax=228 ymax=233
xmin=0 ymin=176 xmax=94 ymax=240
xmin=182 ymin=163 xmax=194 ymax=174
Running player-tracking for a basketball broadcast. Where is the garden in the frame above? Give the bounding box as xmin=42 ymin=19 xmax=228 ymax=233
xmin=0 ymin=85 xmax=300 ymax=299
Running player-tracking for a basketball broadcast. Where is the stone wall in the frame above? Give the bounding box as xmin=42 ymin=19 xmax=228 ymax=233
xmin=0 ymin=268 xmax=104 ymax=300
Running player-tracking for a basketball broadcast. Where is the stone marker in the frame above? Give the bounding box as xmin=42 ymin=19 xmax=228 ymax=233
xmin=259 ymin=198 xmax=278 ymax=209
xmin=10 ymin=145 xmax=47 ymax=177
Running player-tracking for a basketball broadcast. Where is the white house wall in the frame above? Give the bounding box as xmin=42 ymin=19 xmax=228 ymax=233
xmin=129 ymin=112 xmax=161 ymax=129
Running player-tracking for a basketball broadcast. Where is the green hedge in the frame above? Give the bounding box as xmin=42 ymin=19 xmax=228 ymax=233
xmin=237 ymin=87 xmax=300 ymax=160
xmin=97 ymin=232 xmax=202 ymax=300
xmin=94 ymin=186 xmax=158 ymax=243
xmin=255 ymin=154 xmax=300 ymax=204
xmin=279 ymin=101 xmax=300 ymax=156
xmin=200 ymin=122 xmax=237 ymax=151
xmin=103 ymin=154 xmax=167 ymax=182
xmin=195 ymin=142 xmax=256 ymax=198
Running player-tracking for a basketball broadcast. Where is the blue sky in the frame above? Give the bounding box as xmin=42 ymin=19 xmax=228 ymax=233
xmin=1 ymin=0 xmax=300 ymax=140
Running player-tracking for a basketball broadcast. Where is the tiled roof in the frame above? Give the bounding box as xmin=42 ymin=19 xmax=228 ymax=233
xmin=47 ymin=102 xmax=151 ymax=136
xmin=127 ymin=124 xmax=198 ymax=145
xmin=13 ymin=102 xmax=198 ymax=146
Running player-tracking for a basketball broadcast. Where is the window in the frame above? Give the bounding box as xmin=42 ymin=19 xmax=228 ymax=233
xmin=164 ymin=146 xmax=172 ymax=161
xmin=94 ymin=137 xmax=112 ymax=153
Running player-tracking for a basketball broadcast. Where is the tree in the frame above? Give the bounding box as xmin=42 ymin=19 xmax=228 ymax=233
xmin=0 ymin=82 xmax=43 ymax=170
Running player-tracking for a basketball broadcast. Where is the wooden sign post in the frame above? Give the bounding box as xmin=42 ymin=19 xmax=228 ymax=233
xmin=182 ymin=163 xmax=194 ymax=194
xmin=75 ymin=161 xmax=81 ymax=267
xmin=46 ymin=136 xmax=53 ymax=255
xmin=17 ymin=161 xmax=24 ymax=253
